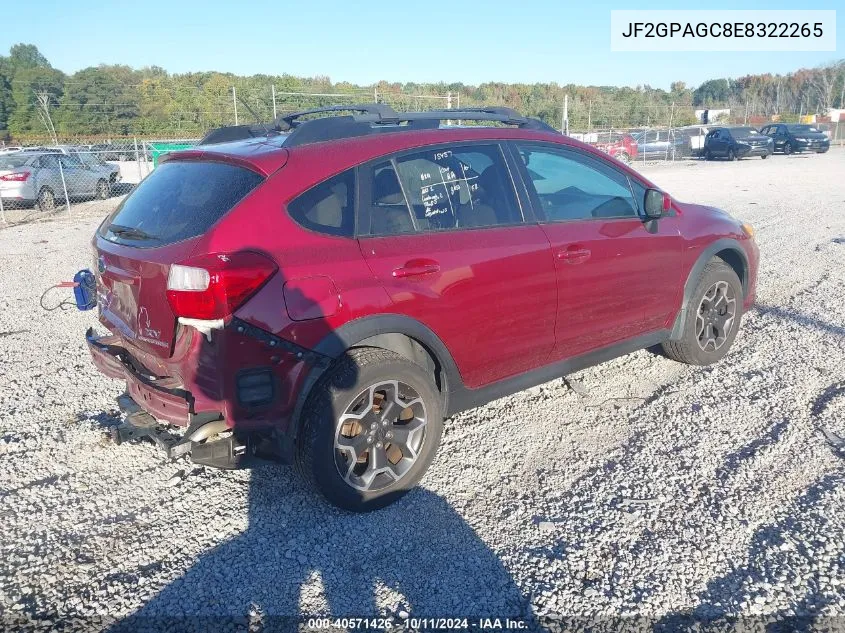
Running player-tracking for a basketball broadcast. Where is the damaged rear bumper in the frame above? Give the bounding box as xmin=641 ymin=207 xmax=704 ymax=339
xmin=86 ymin=327 xmax=192 ymax=426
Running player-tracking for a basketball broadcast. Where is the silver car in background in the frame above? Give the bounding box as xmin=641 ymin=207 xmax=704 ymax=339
xmin=0 ymin=152 xmax=113 ymax=211
xmin=31 ymin=145 xmax=121 ymax=187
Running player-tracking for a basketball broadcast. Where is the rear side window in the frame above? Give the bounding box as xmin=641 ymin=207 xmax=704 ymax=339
xmin=100 ymin=161 xmax=262 ymax=246
xmin=367 ymin=144 xmax=521 ymax=234
xmin=287 ymin=169 xmax=355 ymax=237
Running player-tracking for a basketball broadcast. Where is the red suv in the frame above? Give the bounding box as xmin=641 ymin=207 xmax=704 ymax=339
xmin=593 ymin=132 xmax=638 ymax=163
xmin=86 ymin=105 xmax=758 ymax=511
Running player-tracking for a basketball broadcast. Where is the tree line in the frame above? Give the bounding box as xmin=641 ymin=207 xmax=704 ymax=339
xmin=1 ymin=43 xmax=843 ymax=142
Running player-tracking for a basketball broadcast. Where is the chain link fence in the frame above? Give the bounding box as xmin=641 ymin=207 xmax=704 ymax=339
xmin=2 ymin=88 xmax=842 ymax=225
xmin=0 ymin=139 xmax=203 ymax=225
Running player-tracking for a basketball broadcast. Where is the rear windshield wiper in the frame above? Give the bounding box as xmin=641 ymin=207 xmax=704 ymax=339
xmin=108 ymin=224 xmax=157 ymax=241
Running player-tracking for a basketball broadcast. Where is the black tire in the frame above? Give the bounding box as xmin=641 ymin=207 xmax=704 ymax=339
xmin=728 ymin=148 xmax=737 ymax=161
xmin=704 ymin=149 xmax=712 ymax=161
xmin=761 ymin=153 xmax=769 ymax=159
xmin=95 ymin=179 xmax=109 ymax=200
xmin=784 ymin=142 xmax=793 ymax=155
xmin=37 ymin=187 xmax=55 ymax=212
xmin=295 ymin=347 xmax=443 ymax=512
xmin=662 ymin=260 xmax=744 ymax=366
xmin=617 ymin=152 xmax=631 ymax=164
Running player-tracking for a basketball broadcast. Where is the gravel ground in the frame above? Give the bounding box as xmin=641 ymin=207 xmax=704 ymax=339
xmin=1 ymin=150 xmax=844 ymax=632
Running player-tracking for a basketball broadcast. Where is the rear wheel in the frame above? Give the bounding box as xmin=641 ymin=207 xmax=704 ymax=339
xmin=704 ymin=149 xmax=712 ymax=161
xmin=728 ymin=148 xmax=737 ymax=161
xmin=662 ymin=260 xmax=743 ymax=366
xmin=761 ymin=153 xmax=769 ymax=159
xmin=37 ymin=187 xmax=55 ymax=212
xmin=784 ymin=142 xmax=793 ymax=155
xmin=296 ymin=347 xmax=443 ymax=512
xmin=95 ymin=179 xmax=109 ymax=200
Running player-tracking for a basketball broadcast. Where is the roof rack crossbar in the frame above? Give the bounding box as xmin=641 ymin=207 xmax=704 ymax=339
xmin=275 ymin=103 xmax=399 ymax=131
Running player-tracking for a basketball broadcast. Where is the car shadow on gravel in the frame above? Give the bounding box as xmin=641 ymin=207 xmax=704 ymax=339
xmin=753 ymin=303 xmax=845 ymax=339
xmin=106 ymin=467 xmax=537 ymax=632
xmin=101 ymin=265 xmax=537 ymax=632
xmin=653 ymin=471 xmax=845 ymax=632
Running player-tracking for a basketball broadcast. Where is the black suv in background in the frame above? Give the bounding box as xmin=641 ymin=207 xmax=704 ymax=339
xmin=703 ymin=127 xmax=773 ymax=161
xmin=759 ymin=123 xmax=831 ymax=154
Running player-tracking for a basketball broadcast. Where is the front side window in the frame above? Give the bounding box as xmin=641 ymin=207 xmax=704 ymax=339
xmin=368 ymin=144 xmax=521 ymax=234
xmin=516 ymin=145 xmax=638 ymax=221
xmin=287 ymin=169 xmax=355 ymax=237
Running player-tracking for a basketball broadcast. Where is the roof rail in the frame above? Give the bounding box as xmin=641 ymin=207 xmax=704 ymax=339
xmin=279 ymin=102 xmax=558 ymax=147
xmin=200 ymin=103 xmax=559 ymax=147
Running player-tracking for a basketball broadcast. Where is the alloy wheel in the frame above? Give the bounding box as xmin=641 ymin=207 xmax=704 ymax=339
xmin=696 ymin=280 xmax=737 ymax=352
xmin=38 ymin=188 xmax=55 ymax=212
xmin=334 ymin=380 xmax=427 ymax=492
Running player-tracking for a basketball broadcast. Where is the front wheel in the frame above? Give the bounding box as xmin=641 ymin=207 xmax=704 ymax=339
xmin=728 ymin=148 xmax=737 ymax=161
xmin=761 ymin=153 xmax=769 ymax=159
xmin=704 ymin=149 xmax=713 ymax=161
xmin=784 ymin=142 xmax=793 ymax=155
xmin=296 ymin=347 xmax=443 ymax=511
xmin=662 ymin=260 xmax=743 ymax=366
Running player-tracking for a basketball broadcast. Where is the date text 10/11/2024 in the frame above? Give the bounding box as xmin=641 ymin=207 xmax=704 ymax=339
xmin=305 ymin=617 xmax=530 ymax=630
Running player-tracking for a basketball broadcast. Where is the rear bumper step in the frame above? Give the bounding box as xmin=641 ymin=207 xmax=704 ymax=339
xmin=113 ymin=393 xmax=248 ymax=469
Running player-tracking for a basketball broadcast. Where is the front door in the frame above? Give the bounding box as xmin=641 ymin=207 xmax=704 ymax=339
xmin=357 ymin=142 xmax=557 ymax=389
xmin=510 ymin=142 xmax=683 ymax=361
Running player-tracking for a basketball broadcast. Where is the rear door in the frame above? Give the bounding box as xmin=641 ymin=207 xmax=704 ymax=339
xmin=357 ymin=142 xmax=557 ymax=389
xmin=58 ymin=154 xmax=91 ymax=196
xmin=36 ymin=154 xmax=63 ymax=196
xmin=95 ymin=160 xmax=264 ymax=358
xmin=510 ymin=142 xmax=683 ymax=360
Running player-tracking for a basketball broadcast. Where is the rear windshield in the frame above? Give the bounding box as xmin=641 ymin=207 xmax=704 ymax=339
xmin=99 ymin=161 xmax=263 ymax=247
xmin=0 ymin=155 xmax=31 ymax=169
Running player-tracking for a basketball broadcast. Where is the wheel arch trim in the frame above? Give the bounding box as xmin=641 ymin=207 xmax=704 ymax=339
xmin=670 ymin=237 xmax=749 ymax=340
xmin=289 ymin=314 xmax=464 ymax=443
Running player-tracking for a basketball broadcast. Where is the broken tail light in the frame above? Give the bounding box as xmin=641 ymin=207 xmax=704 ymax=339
xmin=166 ymin=252 xmax=277 ymax=320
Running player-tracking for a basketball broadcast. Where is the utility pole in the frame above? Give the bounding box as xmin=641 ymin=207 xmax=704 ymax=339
xmin=744 ymin=100 xmax=749 ymax=125
xmin=374 ymin=86 xmax=378 ymax=103
xmin=271 ymin=85 xmax=277 ymax=120
xmin=668 ymin=102 xmax=676 ymax=161
xmin=562 ymin=94 xmax=569 ymax=135
xmin=232 ymin=86 xmax=238 ymax=125
xmin=587 ymin=100 xmax=592 ymax=131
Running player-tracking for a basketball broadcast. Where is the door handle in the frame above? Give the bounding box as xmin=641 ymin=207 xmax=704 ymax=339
xmin=392 ymin=259 xmax=440 ymax=278
xmin=557 ymin=246 xmax=591 ymax=264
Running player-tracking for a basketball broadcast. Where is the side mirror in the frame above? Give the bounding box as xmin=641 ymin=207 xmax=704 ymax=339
xmin=643 ymin=189 xmax=670 ymax=219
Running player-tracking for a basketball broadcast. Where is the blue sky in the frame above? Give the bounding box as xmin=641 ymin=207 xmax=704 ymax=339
xmin=1 ymin=0 xmax=841 ymax=89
